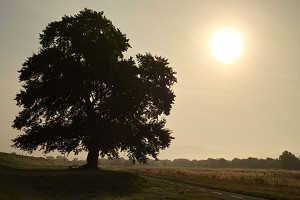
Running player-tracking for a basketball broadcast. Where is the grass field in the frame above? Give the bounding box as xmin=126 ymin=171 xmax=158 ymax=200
xmin=133 ymin=168 xmax=300 ymax=200
xmin=0 ymin=152 xmax=219 ymax=200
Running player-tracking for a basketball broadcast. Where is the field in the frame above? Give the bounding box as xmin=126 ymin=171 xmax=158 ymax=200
xmin=0 ymin=152 xmax=218 ymax=200
xmin=133 ymin=168 xmax=300 ymax=200
xmin=2 ymin=152 xmax=300 ymax=200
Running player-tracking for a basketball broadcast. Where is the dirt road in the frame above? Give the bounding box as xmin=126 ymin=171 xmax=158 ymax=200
xmin=141 ymin=175 xmax=266 ymax=200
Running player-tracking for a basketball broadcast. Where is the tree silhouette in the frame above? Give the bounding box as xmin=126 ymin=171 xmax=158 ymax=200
xmin=279 ymin=151 xmax=300 ymax=170
xmin=12 ymin=9 xmax=177 ymax=169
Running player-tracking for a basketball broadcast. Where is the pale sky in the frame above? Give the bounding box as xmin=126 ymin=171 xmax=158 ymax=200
xmin=1 ymin=0 xmax=300 ymax=160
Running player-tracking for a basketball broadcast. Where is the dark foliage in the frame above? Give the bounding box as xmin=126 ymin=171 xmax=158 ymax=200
xmin=279 ymin=151 xmax=300 ymax=170
xmin=12 ymin=9 xmax=177 ymax=168
xmin=98 ymin=151 xmax=300 ymax=170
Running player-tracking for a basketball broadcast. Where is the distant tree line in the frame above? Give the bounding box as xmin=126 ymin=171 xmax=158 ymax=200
xmin=45 ymin=155 xmax=86 ymax=166
xmin=43 ymin=151 xmax=300 ymax=170
xmin=97 ymin=151 xmax=300 ymax=170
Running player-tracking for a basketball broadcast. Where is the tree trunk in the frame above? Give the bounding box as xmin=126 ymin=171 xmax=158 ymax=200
xmin=85 ymin=147 xmax=99 ymax=169
xmin=84 ymin=102 xmax=101 ymax=169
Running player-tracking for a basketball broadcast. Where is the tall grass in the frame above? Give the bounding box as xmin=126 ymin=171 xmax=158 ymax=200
xmin=133 ymin=168 xmax=300 ymax=200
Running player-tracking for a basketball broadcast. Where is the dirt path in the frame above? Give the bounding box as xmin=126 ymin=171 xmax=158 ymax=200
xmin=141 ymin=175 xmax=266 ymax=200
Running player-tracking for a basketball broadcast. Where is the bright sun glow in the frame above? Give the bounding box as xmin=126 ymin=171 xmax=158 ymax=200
xmin=210 ymin=28 xmax=243 ymax=63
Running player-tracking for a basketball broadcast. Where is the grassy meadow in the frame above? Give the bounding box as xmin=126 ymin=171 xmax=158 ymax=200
xmin=0 ymin=152 xmax=218 ymax=200
xmin=133 ymin=168 xmax=300 ymax=200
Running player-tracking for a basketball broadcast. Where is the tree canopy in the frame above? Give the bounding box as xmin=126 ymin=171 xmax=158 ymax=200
xmin=279 ymin=151 xmax=300 ymax=170
xmin=12 ymin=9 xmax=177 ymax=168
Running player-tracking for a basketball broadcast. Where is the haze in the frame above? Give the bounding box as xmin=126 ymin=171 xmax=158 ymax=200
xmin=1 ymin=0 xmax=300 ymax=160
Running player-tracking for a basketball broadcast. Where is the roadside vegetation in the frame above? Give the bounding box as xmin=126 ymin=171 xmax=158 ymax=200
xmin=0 ymin=152 xmax=218 ymax=200
xmin=133 ymin=168 xmax=300 ymax=200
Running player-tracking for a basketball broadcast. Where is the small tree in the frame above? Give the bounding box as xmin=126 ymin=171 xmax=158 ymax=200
xmin=12 ymin=9 xmax=176 ymax=169
xmin=279 ymin=151 xmax=299 ymax=170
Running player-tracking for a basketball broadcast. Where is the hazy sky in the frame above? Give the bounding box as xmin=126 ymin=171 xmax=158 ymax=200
xmin=1 ymin=0 xmax=300 ymax=160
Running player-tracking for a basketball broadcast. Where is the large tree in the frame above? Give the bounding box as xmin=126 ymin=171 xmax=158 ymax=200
xmin=12 ymin=9 xmax=177 ymax=169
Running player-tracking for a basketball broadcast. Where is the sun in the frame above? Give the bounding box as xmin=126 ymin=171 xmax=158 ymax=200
xmin=210 ymin=28 xmax=243 ymax=63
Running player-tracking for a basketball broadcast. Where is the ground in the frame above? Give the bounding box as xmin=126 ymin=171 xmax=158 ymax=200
xmin=0 ymin=152 xmax=218 ymax=200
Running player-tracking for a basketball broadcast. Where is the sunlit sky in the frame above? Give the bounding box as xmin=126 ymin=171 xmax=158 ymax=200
xmin=1 ymin=0 xmax=300 ymax=160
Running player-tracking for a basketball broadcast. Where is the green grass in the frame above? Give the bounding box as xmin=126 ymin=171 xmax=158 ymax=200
xmin=0 ymin=152 xmax=64 ymax=169
xmin=133 ymin=168 xmax=300 ymax=200
xmin=0 ymin=152 xmax=219 ymax=200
